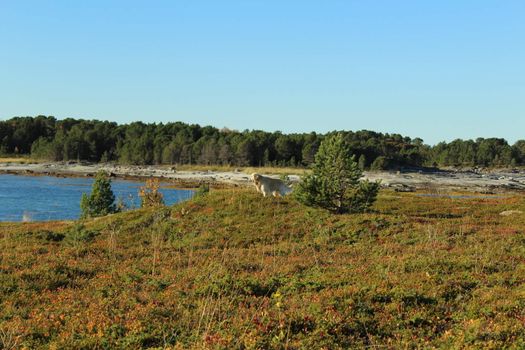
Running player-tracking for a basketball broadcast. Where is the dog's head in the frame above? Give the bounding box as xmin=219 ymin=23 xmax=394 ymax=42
xmin=251 ymin=173 xmax=261 ymax=182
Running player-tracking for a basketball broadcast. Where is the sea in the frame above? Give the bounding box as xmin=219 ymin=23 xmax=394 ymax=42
xmin=0 ymin=174 xmax=194 ymax=221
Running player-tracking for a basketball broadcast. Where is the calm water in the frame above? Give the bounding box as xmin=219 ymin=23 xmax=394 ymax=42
xmin=0 ymin=174 xmax=194 ymax=222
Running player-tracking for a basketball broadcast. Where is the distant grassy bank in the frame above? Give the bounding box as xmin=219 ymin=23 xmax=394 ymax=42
xmin=1 ymin=189 xmax=525 ymax=349
xmin=0 ymin=156 xmax=43 ymax=164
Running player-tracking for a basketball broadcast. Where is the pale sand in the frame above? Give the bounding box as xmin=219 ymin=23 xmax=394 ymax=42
xmin=1 ymin=161 xmax=525 ymax=192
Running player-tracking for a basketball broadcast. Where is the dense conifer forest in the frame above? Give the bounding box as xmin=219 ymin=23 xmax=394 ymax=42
xmin=1 ymin=116 xmax=524 ymax=169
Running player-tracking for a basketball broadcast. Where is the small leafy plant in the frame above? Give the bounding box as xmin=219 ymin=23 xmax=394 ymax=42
xmin=195 ymin=183 xmax=210 ymax=197
xmin=138 ymin=178 xmax=165 ymax=207
xmin=66 ymin=222 xmax=98 ymax=243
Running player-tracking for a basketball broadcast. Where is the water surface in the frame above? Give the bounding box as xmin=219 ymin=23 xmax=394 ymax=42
xmin=0 ymin=174 xmax=194 ymax=222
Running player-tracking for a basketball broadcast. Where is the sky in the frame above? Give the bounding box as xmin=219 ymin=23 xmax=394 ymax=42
xmin=1 ymin=0 xmax=524 ymax=145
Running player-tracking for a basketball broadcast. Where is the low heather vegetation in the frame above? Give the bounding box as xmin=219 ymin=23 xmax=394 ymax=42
xmin=1 ymin=189 xmax=524 ymax=348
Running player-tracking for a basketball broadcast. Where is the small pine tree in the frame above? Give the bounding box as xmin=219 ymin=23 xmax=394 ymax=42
xmin=358 ymin=154 xmax=367 ymax=170
xmin=195 ymin=183 xmax=210 ymax=197
xmin=370 ymin=156 xmax=389 ymax=170
xmin=139 ymin=178 xmax=165 ymax=207
xmin=80 ymin=171 xmax=117 ymax=218
xmin=294 ymin=133 xmax=380 ymax=214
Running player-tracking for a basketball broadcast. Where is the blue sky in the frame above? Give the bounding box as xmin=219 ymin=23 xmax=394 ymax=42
xmin=1 ymin=1 xmax=524 ymax=144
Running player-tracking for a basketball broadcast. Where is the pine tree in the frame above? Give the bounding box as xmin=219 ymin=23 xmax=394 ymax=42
xmin=80 ymin=171 xmax=117 ymax=218
xmin=358 ymin=154 xmax=367 ymax=170
xmin=294 ymin=133 xmax=380 ymax=214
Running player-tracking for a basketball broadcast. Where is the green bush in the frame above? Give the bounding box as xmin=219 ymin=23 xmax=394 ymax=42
xmin=80 ymin=171 xmax=117 ymax=218
xmin=370 ymin=156 xmax=390 ymax=170
xmin=294 ymin=133 xmax=380 ymax=214
xmin=195 ymin=183 xmax=210 ymax=197
xmin=66 ymin=222 xmax=98 ymax=243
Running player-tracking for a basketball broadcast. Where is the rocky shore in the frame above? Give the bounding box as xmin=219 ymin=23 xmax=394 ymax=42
xmin=365 ymin=168 xmax=525 ymax=193
xmin=0 ymin=162 xmax=254 ymax=188
xmin=1 ymin=161 xmax=525 ymax=192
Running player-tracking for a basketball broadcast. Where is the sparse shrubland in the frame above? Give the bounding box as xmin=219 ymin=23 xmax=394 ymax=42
xmin=1 ymin=189 xmax=524 ymax=349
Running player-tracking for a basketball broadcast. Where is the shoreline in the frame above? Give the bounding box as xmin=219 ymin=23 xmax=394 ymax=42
xmin=1 ymin=161 xmax=525 ymax=193
xmin=0 ymin=162 xmax=257 ymax=189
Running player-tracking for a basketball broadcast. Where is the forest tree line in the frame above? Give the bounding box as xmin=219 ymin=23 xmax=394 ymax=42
xmin=1 ymin=115 xmax=525 ymax=169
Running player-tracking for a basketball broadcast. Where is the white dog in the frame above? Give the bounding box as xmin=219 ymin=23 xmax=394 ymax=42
xmin=251 ymin=173 xmax=292 ymax=197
